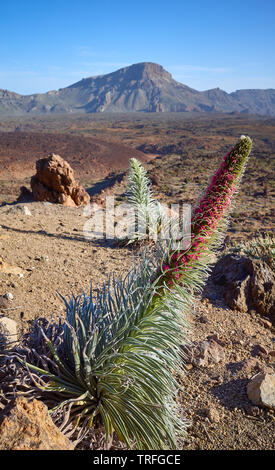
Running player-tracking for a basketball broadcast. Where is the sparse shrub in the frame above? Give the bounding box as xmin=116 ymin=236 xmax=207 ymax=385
xmin=226 ymin=232 xmax=275 ymax=271
xmin=17 ymin=136 xmax=252 ymax=449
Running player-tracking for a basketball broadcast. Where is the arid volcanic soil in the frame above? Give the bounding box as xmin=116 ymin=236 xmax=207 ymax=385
xmin=0 ymin=131 xmax=149 ymax=203
xmin=0 ymin=201 xmax=274 ymax=450
xmin=0 ymin=113 xmax=274 ymax=450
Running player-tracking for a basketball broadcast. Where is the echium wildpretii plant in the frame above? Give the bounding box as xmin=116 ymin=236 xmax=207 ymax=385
xmin=17 ymin=136 xmax=252 ymax=450
xmin=151 ymin=135 xmax=253 ymax=298
xmin=124 ymin=158 xmax=164 ymax=244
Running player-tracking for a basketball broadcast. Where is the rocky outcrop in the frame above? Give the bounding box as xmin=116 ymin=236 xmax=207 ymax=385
xmin=211 ymin=254 xmax=275 ymax=324
xmin=0 ymin=397 xmax=75 ymax=450
xmin=30 ymin=154 xmax=90 ymax=206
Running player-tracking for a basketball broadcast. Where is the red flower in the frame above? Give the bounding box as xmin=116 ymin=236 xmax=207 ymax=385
xmin=156 ymin=136 xmax=252 ymax=287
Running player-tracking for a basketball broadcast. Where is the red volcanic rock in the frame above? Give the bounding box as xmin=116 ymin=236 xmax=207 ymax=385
xmin=0 ymin=397 xmax=75 ymax=450
xmin=30 ymin=153 xmax=90 ymax=206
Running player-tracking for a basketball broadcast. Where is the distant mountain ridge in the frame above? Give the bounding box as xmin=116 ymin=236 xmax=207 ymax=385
xmin=1 ymin=62 xmax=275 ymax=116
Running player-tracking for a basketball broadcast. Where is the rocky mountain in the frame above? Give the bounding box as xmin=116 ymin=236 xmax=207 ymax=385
xmin=0 ymin=62 xmax=275 ymax=116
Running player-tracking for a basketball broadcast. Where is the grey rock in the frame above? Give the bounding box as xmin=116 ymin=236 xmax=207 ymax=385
xmin=247 ymin=372 xmax=275 ymax=409
xmin=212 ymin=255 xmax=275 ymax=324
xmin=0 ymin=317 xmax=18 ymax=349
xmin=0 ymin=296 xmax=10 ymax=310
xmin=3 ymin=292 xmax=14 ymax=301
xmin=8 ymin=205 xmax=32 ymax=216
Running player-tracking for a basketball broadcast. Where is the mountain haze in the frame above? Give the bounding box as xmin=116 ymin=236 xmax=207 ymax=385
xmin=0 ymin=62 xmax=275 ymax=116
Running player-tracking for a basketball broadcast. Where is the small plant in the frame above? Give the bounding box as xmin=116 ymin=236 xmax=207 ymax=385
xmin=226 ymin=232 xmax=275 ymax=271
xmin=17 ymin=136 xmax=252 ymax=450
xmin=124 ymin=158 xmax=164 ymax=244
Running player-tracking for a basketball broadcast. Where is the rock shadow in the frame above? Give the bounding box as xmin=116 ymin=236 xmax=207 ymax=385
xmin=211 ymin=377 xmax=250 ymax=411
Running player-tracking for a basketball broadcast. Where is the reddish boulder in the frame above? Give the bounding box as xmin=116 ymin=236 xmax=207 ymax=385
xmin=0 ymin=397 xmax=75 ymax=450
xmin=30 ymin=153 xmax=90 ymax=206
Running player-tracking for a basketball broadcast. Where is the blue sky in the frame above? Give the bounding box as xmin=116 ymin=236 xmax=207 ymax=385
xmin=1 ymin=0 xmax=274 ymax=95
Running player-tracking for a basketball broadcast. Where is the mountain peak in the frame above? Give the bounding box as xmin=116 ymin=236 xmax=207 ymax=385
xmin=0 ymin=63 xmax=274 ymax=115
xmin=109 ymin=62 xmax=173 ymax=82
xmin=129 ymin=62 xmax=171 ymax=75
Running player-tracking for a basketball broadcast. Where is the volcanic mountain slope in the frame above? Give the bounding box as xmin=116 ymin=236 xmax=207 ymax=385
xmin=0 ymin=131 xmax=149 ymax=181
xmin=0 ymin=62 xmax=275 ymax=116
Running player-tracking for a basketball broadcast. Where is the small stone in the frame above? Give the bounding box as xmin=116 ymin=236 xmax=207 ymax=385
xmin=35 ymin=256 xmax=49 ymax=262
xmin=183 ymin=337 xmax=226 ymax=368
xmin=202 ymin=407 xmax=222 ymax=423
xmin=0 ymin=296 xmax=10 ymax=310
xmin=253 ymin=344 xmax=269 ymax=356
xmin=8 ymin=205 xmax=32 ymax=216
xmin=260 ymin=319 xmax=273 ymax=329
xmin=207 ymin=334 xmax=227 ymax=347
xmin=247 ymin=372 xmax=275 ymax=409
xmin=21 ymin=206 xmax=32 ymax=216
xmin=3 ymin=292 xmax=14 ymax=301
xmin=198 ymin=315 xmax=208 ymax=324
xmin=0 ymin=257 xmax=24 ymax=276
xmin=239 ymin=357 xmax=261 ymax=374
xmin=0 ymin=317 xmax=18 ymax=349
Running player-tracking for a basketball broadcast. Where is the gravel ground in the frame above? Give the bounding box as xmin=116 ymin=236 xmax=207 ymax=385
xmin=0 ymin=201 xmax=274 ymax=450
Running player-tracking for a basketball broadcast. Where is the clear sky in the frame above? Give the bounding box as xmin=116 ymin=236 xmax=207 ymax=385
xmin=1 ymin=0 xmax=275 ymax=95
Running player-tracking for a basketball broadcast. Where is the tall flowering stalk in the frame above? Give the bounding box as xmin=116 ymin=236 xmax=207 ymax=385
xmin=153 ymin=135 xmax=252 ymax=295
